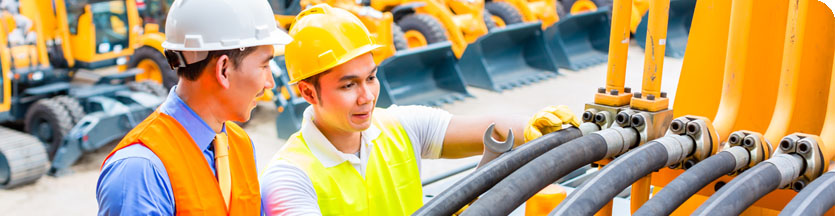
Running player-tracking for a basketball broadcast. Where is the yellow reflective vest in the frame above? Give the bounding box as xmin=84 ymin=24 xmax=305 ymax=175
xmin=277 ymin=109 xmax=423 ymax=215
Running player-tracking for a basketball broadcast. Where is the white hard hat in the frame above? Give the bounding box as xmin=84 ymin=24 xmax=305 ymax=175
xmin=162 ymin=0 xmax=292 ymax=67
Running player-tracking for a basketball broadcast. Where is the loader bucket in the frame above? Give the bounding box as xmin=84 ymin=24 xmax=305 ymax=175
xmin=458 ymin=22 xmax=559 ymax=92
xmin=545 ymin=8 xmax=612 ymax=70
xmin=376 ymin=42 xmax=471 ymax=107
xmin=635 ymin=0 xmax=696 ymax=58
xmin=272 ymin=56 xmax=309 ymax=139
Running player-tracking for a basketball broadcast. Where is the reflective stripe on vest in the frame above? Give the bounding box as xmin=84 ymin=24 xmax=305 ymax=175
xmin=103 ymin=111 xmax=261 ymax=215
xmin=277 ymin=109 xmax=423 ymax=215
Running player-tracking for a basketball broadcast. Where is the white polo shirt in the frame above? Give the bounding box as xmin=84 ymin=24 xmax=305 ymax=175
xmin=260 ymin=105 xmax=452 ymax=216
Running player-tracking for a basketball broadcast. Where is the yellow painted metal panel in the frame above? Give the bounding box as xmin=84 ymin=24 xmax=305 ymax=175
xmin=671 ymin=0 xmax=731 ymax=119
xmin=763 ymin=0 xmax=835 ymax=144
xmin=710 ymin=0 xmax=787 ymax=141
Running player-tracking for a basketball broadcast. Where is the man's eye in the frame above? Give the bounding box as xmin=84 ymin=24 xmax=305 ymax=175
xmin=367 ymin=75 xmax=376 ymax=81
xmin=342 ymin=83 xmax=355 ymax=89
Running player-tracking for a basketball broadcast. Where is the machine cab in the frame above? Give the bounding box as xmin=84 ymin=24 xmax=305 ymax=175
xmin=63 ymin=0 xmax=141 ymax=69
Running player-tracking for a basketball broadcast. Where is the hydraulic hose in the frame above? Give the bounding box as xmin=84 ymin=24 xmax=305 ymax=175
xmin=780 ymin=171 xmax=835 ymax=216
xmin=413 ymin=127 xmax=586 ymax=216
xmin=634 ymin=146 xmax=748 ymax=215
xmin=460 ymin=127 xmax=637 ymax=216
xmin=693 ymin=154 xmax=804 ymax=215
xmin=551 ymin=139 xmax=678 ymax=215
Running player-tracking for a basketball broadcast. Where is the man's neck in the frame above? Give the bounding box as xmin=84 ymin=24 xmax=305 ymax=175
xmin=312 ymin=114 xmax=361 ymax=154
xmin=176 ymin=82 xmax=224 ymax=133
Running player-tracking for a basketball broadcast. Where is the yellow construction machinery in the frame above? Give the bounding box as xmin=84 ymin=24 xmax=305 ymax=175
xmin=416 ymin=0 xmax=835 ymax=215
xmin=0 ymin=0 xmax=165 ymax=189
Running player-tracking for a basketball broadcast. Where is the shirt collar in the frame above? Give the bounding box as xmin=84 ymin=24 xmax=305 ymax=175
xmin=158 ymin=86 xmax=225 ymax=151
xmin=300 ymin=106 xmax=382 ymax=167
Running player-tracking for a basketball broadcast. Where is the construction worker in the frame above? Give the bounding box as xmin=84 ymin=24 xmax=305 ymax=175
xmin=259 ymin=4 xmax=579 ymax=215
xmin=95 ymin=0 xmax=291 ymax=215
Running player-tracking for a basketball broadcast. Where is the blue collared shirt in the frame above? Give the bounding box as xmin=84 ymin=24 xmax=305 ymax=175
xmin=96 ymin=86 xmax=260 ymax=215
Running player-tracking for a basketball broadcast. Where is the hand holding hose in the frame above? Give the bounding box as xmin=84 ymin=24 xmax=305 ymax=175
xmin=524 ymin=105 xmax=581 ymax=142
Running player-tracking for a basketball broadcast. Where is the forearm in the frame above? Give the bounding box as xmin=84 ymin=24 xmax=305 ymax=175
xmin=440 ymin=115 xmax=526 ymax=158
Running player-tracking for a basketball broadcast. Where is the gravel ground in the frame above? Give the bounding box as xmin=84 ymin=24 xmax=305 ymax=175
xmin=0 ymin=43 xmax=682 ymax=215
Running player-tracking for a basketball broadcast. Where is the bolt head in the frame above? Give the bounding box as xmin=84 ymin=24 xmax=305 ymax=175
xmin=610 ymin=89 xmax=619 ymax=96
xmin=633 ymin=92 xmax=642 ymax=98
xmin=598 ymin=87 xmax=606 ymax=93
xmin=624 ymin=87 xmax=632 ymax=93
xmin=647 ymin=94 xmax=656 ymax=100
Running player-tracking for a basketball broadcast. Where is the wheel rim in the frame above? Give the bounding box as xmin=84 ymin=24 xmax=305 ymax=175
xmin=491 ymin=15 xmax=506 ymax=27
xmin=135 ymin=59 xmax=163 ymax=84
xmin=404 ymin=30 xmax=429 ymax=48
xmin=35 ymin=121 xmax=53 ymax=143
xmin=570 ymin=0 xmax=598 ymax=14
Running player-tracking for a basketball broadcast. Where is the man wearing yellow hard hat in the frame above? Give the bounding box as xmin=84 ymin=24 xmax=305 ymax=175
xmin=260 ymin=4 xmax=578 ymax=215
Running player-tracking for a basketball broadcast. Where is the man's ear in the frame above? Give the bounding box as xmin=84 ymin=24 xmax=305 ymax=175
xmin=297 ymin=81 xmax=318 ymax=106
xmin=215 ymin=55 xmax=231 ymax=89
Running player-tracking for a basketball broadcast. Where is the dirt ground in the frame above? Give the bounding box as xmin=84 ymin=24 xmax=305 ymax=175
xmin=0 ymin=44 xmax=683 ymax=215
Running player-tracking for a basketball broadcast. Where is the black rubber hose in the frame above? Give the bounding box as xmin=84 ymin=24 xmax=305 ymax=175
xmin=780 ymin=172 xmax=835 ymax=216
xmin=692 ymin=162 xmax=782 ymax=215
xmin=634 ymin=151 xmax=737 ymax=215
xmin=414 ymin=127 xmax=583 ymax=216
xmin=550 ymin=141 xmax=669 ymax=215
xmin=460 ymin=133 xmax=609 ymax=216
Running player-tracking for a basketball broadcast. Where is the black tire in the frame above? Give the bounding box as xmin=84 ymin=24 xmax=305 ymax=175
xmin=0 ymin=126 xmax=48 ymax=189
xmin=24 ymin=98 xmax=73 ymax=160
xmin=392 ymin=24 xmax=409 ymax=51
xmin=52 ymin=96 xmax=86 ymax=125
xmin=485 ymin=2 xmax=524 ymax=26
xmin=396 ymin=14 xmax=448 ymax=45
xmin=128 ymin=46 xmax=178 ymax=89
xmin=140 ymin=81 xmax=168 ymax=97
xmin=482 ymin=10 xmax=498 ymax=31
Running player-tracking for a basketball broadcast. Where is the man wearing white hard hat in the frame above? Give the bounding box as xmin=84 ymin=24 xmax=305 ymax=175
xmin=95 ymin=0 xmax=292 ymax=214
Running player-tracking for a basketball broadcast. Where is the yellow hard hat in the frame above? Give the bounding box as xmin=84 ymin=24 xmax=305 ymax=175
xmin=284 ymin=4 xmax=382 ymax=84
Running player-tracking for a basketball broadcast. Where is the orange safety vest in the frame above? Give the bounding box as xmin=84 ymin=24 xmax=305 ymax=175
xmin=103 ymin=111 xmax=260 ymax=215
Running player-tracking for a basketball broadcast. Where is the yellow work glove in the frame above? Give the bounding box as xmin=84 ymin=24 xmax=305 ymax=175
xmin=523 ymin=105 xmax=581 ymax=142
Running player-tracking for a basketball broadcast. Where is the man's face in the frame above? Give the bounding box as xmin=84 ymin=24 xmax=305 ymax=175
xmin=307 ymin=53 xmax=379 ymax=132
xmin=222 ymin=45 xmax=275 ymax=122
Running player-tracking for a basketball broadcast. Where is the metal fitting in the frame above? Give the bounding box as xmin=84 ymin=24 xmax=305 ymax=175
xmin=766 ymin=153 xmax=804 ymax=188
xmin=660 ymin=92 xmax=667 ymax=98
xmin=583 ymin=103 xmax=625 ymax=130
xmin=624 ymin=87 xmax=632 ymax=93
xmin=724 ymin=146 xmax=750 ymax=173
xmin=670 ymin=119 xmax=685 ymax=134
xmin=594 ymin=112 xmax=608 ymax=125
xmin=579 ymin=122 xmax=601 ymax=136
xmin=631 ymin=115 xmax=646 ymax=127
xmin=610 ymin=89 xmax=619 ymax=96
xmin=792 ymin=179 xmax=807 ymax=192
xmin=582 ymin=110 xmax=596 ymax=122
xmin=742 ymin=136 xmax=756 ymax=148
xmin=595 ymin=127 xmax=639 ymax=158
xmin=725 ymin=131 xmax=771 ymax=173
xmin=597 ymin=87 xmax=606 ymax=94
xmin=656 ymin=135 xmax=696 ymax=167
xmin=773 ymin=134 xmax=826 ymax=186
xmin=647 ymin=94 xmax=655 ymax=100
xmin=633 ymin=92 xmax=642 ymax=98
xmin=615 ymin=112 xmax=631 ymax=127
xmin=728 ymin=132 xmax=743 ymax=145
xmin=673 ymin=116 xmax=717 ymax=163
xmin=780 ymin=136 xmax=799 ymax=152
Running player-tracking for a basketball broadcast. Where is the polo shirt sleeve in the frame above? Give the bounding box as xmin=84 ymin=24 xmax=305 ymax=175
xmin=96 ymin=145 xmax=175 ymax=216
xmin=260 ymin=160 xmax=322 ymax=216
xmin=386 ymin=105 xmax=452 ymax=159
